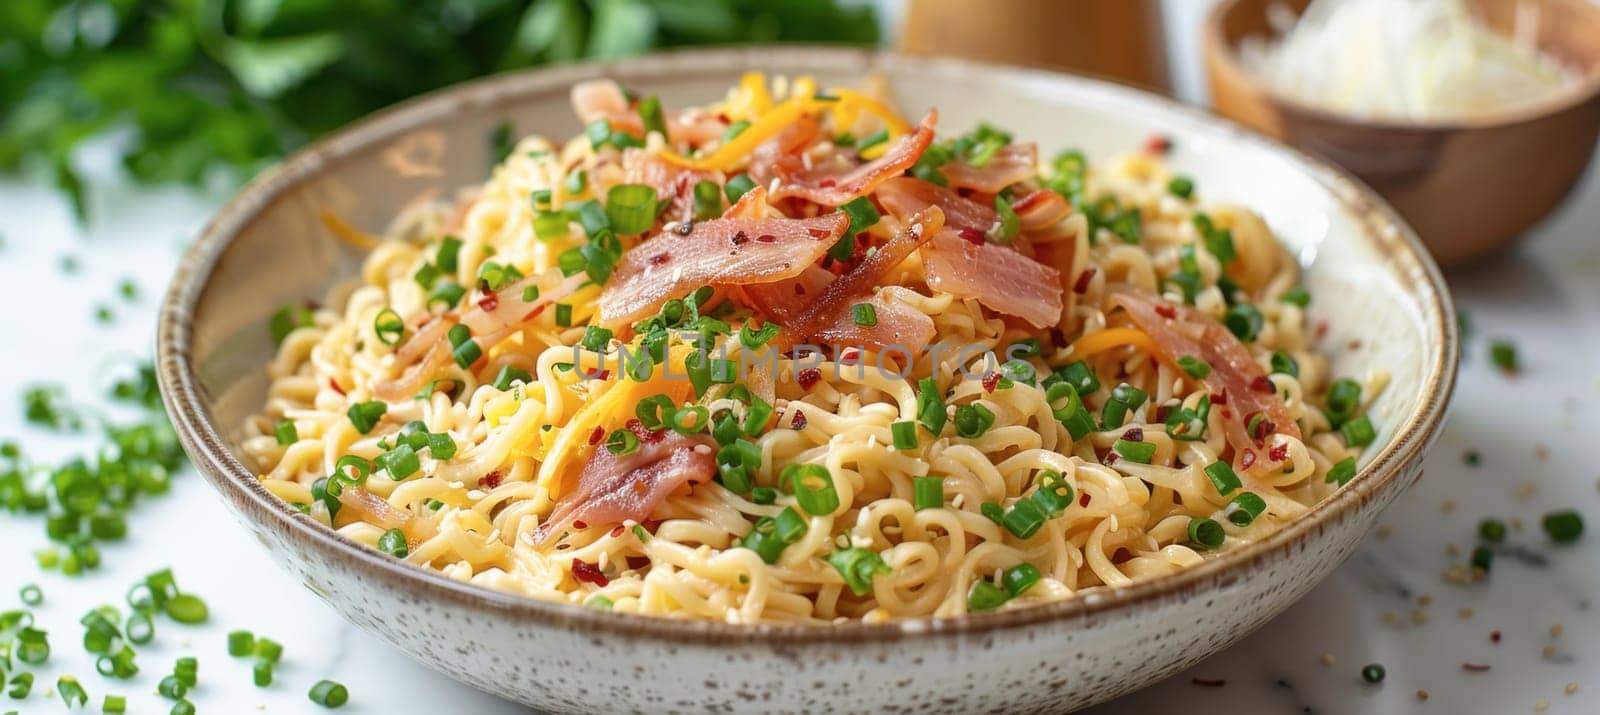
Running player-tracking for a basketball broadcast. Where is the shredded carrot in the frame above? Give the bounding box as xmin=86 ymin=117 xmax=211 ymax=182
xmin=659 ymin=96 xmax=811 ymax=172
xmin=1070 ymin=327 xmax=1156 ymax=358
xmin=661 ymin=81 xmax=911 ymax=171
xmin=320 ymin=209 xmax=380 ymax=250
xmin=738 ymin=71 xmax=773 ymax=116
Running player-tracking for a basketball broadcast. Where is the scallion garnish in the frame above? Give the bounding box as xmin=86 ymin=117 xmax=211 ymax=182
xmin=1112 ymin=438 xmax=1156 ymax=464
xmin=1340 ymin=415 xmax=1376 ymax=447
xmin=428 ymin=280 xmax=466 ymax=311
xmin=373 ymin=308 xmax=404 ymax=346
xmin=554 ymin=303 xmax=572 ymax=327
xmin=606 ymin=184 xmax=659 ymax=235
xmin=446 ymin=324 xmax=481 ymax=367
xmin=988 ymin=194 xmax=1019 ymax=243
xmin=1269 ymin=351 xmax=1299 ymax=377
xmin=1542 ymin=510 xmax=1583 ymax=543
xmin=491 ymin=365 xmax=531 ymax=391
xmin=1188 ymin=517 xmax=1225 ymax=549
xmin=670 ymin=405 xmax=710 ymax=435
xmin=785 ymin=464 xmax=839 ymax=516
xmin=967 ymin=580 xmax=1009 ymax=612
xmin=309 ymin=679 xmax=350 ymax=708
xmin=741 ymin=507 xmax=808 ymax=564
xmin=1324 ymin=378 xmax=1361 ymax=426
xmin=692 ymin=180 xmax=723 ymax=221
xmin=890 ymin=420 xmax=918 ymax=450
xmin=1167 ymin=175 xmax=1194 ymax=199
xmin=1489 ymin=339 xmax=1518 ymax=373
xmin=912 ymin=475 xmax=943 ymax=510
xmin=1224 ymin=492 xmax=1267 ymax=527
xmin=606 ymin=428 xmax=640 ymax=457
xmin=20 ymin=583 xmax=43 ymax=606
xmin=377 ymin=528 xmax=409 ymax=558
xmin=915 ymin=377 xmax=947 ymax=436
xmin=228 ymin=630 xmax=255 ymax=656
xmin=1471 ymin=545 xmax=1493 ymax=573
xmin=1177 ymin=356 xmax=1211 ymax=379
xmin=1223 ymin=303 xmax=1263 ymax=342
xmin=269 ymin=304 xmax=314 ymax=344
xmin=346 ymin=401 xmax=386 ymax=434
xmin=851 ymin=302 xmax=877 ymax=327
xmin=1204 ymin=461 xmax=1241 ymax=495
xmin=1478 ymin=518 xmax=1506 ymax=543
xmin=723 ymin=174 xmax=757 ymax=203
xmin=1325 ymin=457 xmax=1357 ymax=486
xmin=825 ymin=548 xmax=891 ymax=596
xmin=954 ymin=403 xmax=996 ymax=439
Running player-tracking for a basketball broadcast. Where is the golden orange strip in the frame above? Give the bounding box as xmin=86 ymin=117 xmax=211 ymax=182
xmin=1070 ymin=327 xmax=1156 ymax=358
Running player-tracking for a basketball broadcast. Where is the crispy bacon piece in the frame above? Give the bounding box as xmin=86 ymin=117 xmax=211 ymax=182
xmin=336 ymin=487 xmax=437 ymax=546
xmin=742 ymin=267 xmax=934 ymax=351
xmin=1011 ymin=188 xmax=1072 ymax=231
xmin=533 ymin=432 xmax=715 ymax=545
xmin=570 ymin=79 xmax=726 ymax=148
xmin=780 ymin=207 xmax=945 ymax=345
xmin=920 ymin=229 xmax=1063 ymax=328
xmin=1108 ymin=285 xmax=1300 ymax=471
xmin=374 ymin=271 xmax=582 ymax=401
xmin=619 ymin=149 xmax=720 ymax=224
xmin=939 ymin=143 xmax=1037 ymax=194
xmin=874 ymin=176 xmax=997 ymax=233
xmin=596 ymin=212 xmax=848 ymax=330
xmin=769 ymin=111 xmax=939 ymax=207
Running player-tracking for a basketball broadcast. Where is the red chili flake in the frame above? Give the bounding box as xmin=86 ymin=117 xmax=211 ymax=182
xmin=1239 ymin=449 xmax=1257 ymax=469
xmin=797 ymin=367 xmax=822 ymax=391
xmin=1211 ymin=389 xmax=1229 ymax=405
xmin=1073 ymin=268 xmax=1096 ymax=294
xmin=1249 ymin=414 xmax=1275 ymax=440
xmin=807 ymin=227 xmax=833 ymax=239
xmin=1250 ymin=376 xmax=1275 ymax=394
xmin=982 ymin=372 xmax=1002 ymax=393
xmin=957 ymin=227 xmax=986 ymax=245
xmin=586 ymin=368 xmax=610 ymax=381
xmin=793 ymin=283 xmax=806 ymax=296
xmin=839 ymin=348 xmax=861 ymax=364
xmin=1348 ymin=339 xmax=1363 ymax=350
xmin=1105 ymin=452 xmax=1119 ymax=466
xmin=477 ymin=289 xmax=499 ymax=312
xmin=522 ymin=303 xmax=547 ymax=322
xmin=481 ymin=470 xmax=503 ymax=489
xmin=817 ymin=178 xmax=837 ymax=188
xmin=609 ymin=524 xmax=626 ymax=537
xmin=1124 ymin=427 xmax=1144 ymax=442
xmin=648 ymin=253 xmax=671 ymax=266
xmin=731 ymin=231 xmax=750 ymax=246
xmin=571 ymin=559 xmax=609 ymax=587
xmin=1153 ymin=405 xmax=1171 ymax=422
xmin=1269 ymin=443 xmax=1290 ymax=462
xmin=1155 ymin=303 xmax=1178 ymax=319
xmin=754 ymin=234 xmax=776 ymax=243
xmin=1144 ymin=134 xmax=1172 ymax=154
xmin=587 ymin=425 xmax=605 ymax=445
xmin=791 ymin=410 xmax=808 ymax=430
xmin=1190 ymin=677 xmax=1226 ymax=688
xmin=572 ymin=520 xmax=588 ymax=529
xmin=1490 ymin=630 xmax=1502 ymax=643
xmin=1462 ymin=663 xmax=1491 ymax=672
xmin=328 ymin=378 xmax=346 ymax=396
xmin=1079 ymin=492 xmax=1091 ymax=507
xmin=1316 ymin=321 xmax=1330 ymax=338
xmin=625 ymin=556 xmax=650 ymax=571
xmin=1220 ymin=407 xmax=1234 ymax=419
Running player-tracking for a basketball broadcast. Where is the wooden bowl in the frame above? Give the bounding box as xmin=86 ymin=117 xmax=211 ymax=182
xmin=1205 ymin=0 xmax=1600 ymax=265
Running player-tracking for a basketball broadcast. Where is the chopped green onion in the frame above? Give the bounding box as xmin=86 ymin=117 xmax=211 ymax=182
xmin=954 ymin=403 xmax=996 ymax=439
xmin=670 ymin=405 xmax=710 ymax=435
xmin=635 ymin=394 xmax=675 ymax=430
xmin=890 ymin=420 xmax=918 ymax=450
xmin=533 ymin=209 xmax=571 ymax=240
xmin=272 ymin=419 xmax=298 ymax=446
xmin=741 ymin=507 xmax=808 ymax=564
xmin=1002 ymin=563 xmax=1041 ymax=596
xmin=1046 ymin=383 xmax=1095 ymax=441
xmin=565 ymin=168 xmax=588 ymax=195
xmin=1543 ymin=510 xmax=1583 ymax=543
xmin=1204 ymin=461 xmax=1241 ymax=495
xmin=269 ymin=304 xmax=315 ymax=344
xmin=435 ymin=236 xmax=463 ymax=272
xmin=1177 ymin=356 xmax=1211 ymax=379
xmin=104 ymin=694 xmax=128 ymax=713
xmin=428 ymin=280 xmax=466 ymax=310
xmin=723 ymin=174 xmax=757 ymax=203
xmin=692 ymin=180 xmax=723 ymax=221
xmin=1001 ymin=498 xmax=1048 ymax=539
xmin=377 ymin=528 xmax=409 ymax=558
xmin=606 ymin=429 xmax=641 ymax=457
xmin=1223 ymin=303 xmax=1263 ymax=342
xmin=605 ymin=184 xmax=659 ymax=235
xmin=1224 ymin=492 xmax=1267 ymax=527
xmin=125 ymin=613 xmax=153 ymax=644
xmin=254 ymin=660 xmax=274 ymax=687
xmin=159 ymin=674 xmax=187 ymax=698
xmin=1281 ymin=287 xmax=1311 ymax=307
xmin=1489 ymin=339 xmax=1518 ymax=372
xmin=742 ymin=397 xmax=773 ymax=437
xmin=915 ymin=378 xmax=950 ymax=437
xmin=19 ymin=583 xmax=42 ymax=606
xmin=1269 ymin=351 xmax=1299 ymax=377
xmin=967 ymin=580 xmax=1010 ymax=612
xmin=751 ymin=487 xmax=778 ymax=505
xmin=851 ymin=302 xmax=877 ymax=327
xmin=1188 ymin=517 xmax=1225 ymax=549
xmin=1471 ymin=545 xmax=1493 ymax=573
xmin=738 ymin=320 xmax=779 ymax=350
xmin=1478 ymin=518 xmax=1507 ymax=543
xmin=174 ymin=656 xmax=198 ymax=686
xmin=373 ymin=308 xmax=404 ymax=346
xmin=1325 ymin=378 xmax=1362 ymax=425
xmin=1112 ymin=438 xmax=1156 ymax=464
xmin=913 ymin=476 xmax=944 ymax=510
xmin=715 ymin=440 xmax=760 ymax=494
xmin=786 ymin=464 xmax=839 ymax=516
xmin=254 ymin=637 xmax=283 ymax=664
xmin=228 ymin=630 xmax=255 ymax=656
xmin=1361 ymin=663 xmax=1386 ymax=684
xmin=492 ymin=365 xmax=532 ymax=391
xmin=475 ymin=260 xmax=523 ymax=291
xmin=1340 ymin=415 xmax=1376 ymax=447
xmin=446 ymin=324 xmax=481 ymax=368
xmin=988 ymin=194 xmax=1019 ymax=243
xmin=1167 ymin=176 xmax=1194 ymax=199
xmin=172 ymin=699 xmax=197 ymax=715
xmin=825 ymin=548 xmax=891 ymax=596
xmin=309 ymin=679 xmax=349 ymax=708
xmin=1325 ymin=457 xmax=1357 ymax=486
xmin=857 ymin=128 xmax=890 ymax=153
xmin=554 ymin=303 xmax=572 ymax=327
xmin=375 ymin=445 xmax=419 ymax=480
xmin=165 ymin=593 xmax=208 ymax=624
xmin=9 ymin=671 xmax=34 ymax=697
xmin=1007 ymin=338 xmax=1042 ymax=360
xmin=580 ymin=326 xmax=613 ymax=352
xmin=58 ymin=676 xmax=87 ymax=707
xmin=724 ymin=120 xmax=751 ymax=142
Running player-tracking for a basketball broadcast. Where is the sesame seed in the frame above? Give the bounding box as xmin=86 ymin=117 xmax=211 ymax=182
xmin=1441 ymin=500 xmax=1456 ymax=514
xmin=1412 ymin=609 xmax=1429 ymax=625
xmin=1446 ymin=543 xmax=1461 ymax=557
xmin=1565 ymin=683 xmax=1579 ymax=695
xmin=1418 ymin=594 xmax=1433 ymax=607
xmin=1321 ymin=653 xmax=1336 ymax=666
xmin=1550 ymin=624 xmax=1563 ymax=638
xmin=1458 ymin=607 xmax=1474 ymax=618
xmin=1517 ymin=482 xmax=1538 ymax=501
xmin=1383 ymin=611 xmax=1399 ymax=625
xmin=1416 ymin=690 xmax=1430 ymax=701
xmin=1543 ymin=645 xmax=1557 ymax=658
xmin=1535 ymin=698 xmax=1549 ymax=712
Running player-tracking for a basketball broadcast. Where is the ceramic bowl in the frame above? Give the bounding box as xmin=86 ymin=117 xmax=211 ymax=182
xmin=1205 ymin=0 xmax=1600 ymax=266
xmin=156 ymin=47 xmax=1457 ymax=714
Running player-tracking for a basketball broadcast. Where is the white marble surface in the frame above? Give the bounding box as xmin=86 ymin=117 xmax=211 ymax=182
xmin=3 ymin=72 xmax=1600 ymax=715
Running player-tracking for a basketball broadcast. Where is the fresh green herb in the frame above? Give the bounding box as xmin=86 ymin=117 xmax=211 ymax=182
xmin=58 ymin=676 xmax=88 ymax=707
xmin=1177 ymin=356 xmax=1211 ymax=379
xmin=1361 ymin=663 xmax=1385 ymax=684
xmin=606 ymin=184 xmax=660 ymax=234
xmin=692 ymin=180 xmax=723 ymax=221
xmin=165 ymin=593 xmax=208 ymax=624
xmin=377 ymin=528 xmax=409 ymax=558
xmin=1489 ymin=339 xmax=1519 ymax=373
xmin=373 ymin=308 xmax=404 ymax=346
xmin=1224 ymin=492 xmax=1267 ymax=527
xmin=1167 ymin=176 xmax=1194 ymax=199
xmin=912 ymin=476 xmax=944 ymax=510
xmin=1471 ymin=545 xmax=1494 ymax=573
xmin=967 ymin=580 xmax=1010 ymax=612
xmin=1188 ymin=517 xmax=1225 ymax=549
xmin=1325 ymin=457 xmax=1357 ymax=486
xmin=1205 ymin=462 xmax=1242 ymax=495
xmin=346 ymin=401 xmax=386 ymax=434
xmin=1280 ymin=287 xmax=1311 ymax=307
xmin=492 ymin=365 xmax=532 ymax=391
xmin=724 ymin=174 xmax=757 ymax=202
xmin=1542 ymin=510 xmax=1583 ymax=543
xmin=988 ymin=194 xmax=1020 ymax=244
xmin=825 ymin=548 xmax=891 ymax=596
xmin=1223 ymin=303 xmax=1263 ymax=342
xmin=852 ymin=302 xmax=878 ymax=327
xmin=309 ymin=679 xmax=350 ymax=708
xmin=916 ymin=377 xmax=947 ymax=436
xmin=954 ymin=403 xmax=996 ymax=439
xmin=890 ymin=421 xmax=918 ymax=450
xmin=1340 ymin=415 xmax=1376 ymax=447
xmin=1269 ymin=351 xmax=1299 ymax=377
xmin=1478 ymin=518 xmax=1506 ymax=543
xmin=270 ymin=304 xmax=315 ymax=344
xmin=787 ymin=464 xmax=839 ymax=516
xmin=1112 ymin=438 xmax=1156 ymax=464
xmin=228 ymin=630 xmax=255 ymax=656
xmin=447 ymin=324 xmax=482 ymax=367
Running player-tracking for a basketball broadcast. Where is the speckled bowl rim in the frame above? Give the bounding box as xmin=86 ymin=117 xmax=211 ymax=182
xmin=1204 ymin=0 xmax=1600 ymax=132
xmin=157 ymin=46 xmax=1458 ymax=646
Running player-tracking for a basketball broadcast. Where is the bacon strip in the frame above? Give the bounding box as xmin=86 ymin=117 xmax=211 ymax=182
xmin=742 ymin=267 xmax=934 ymax=351
xmin=1108 ymin=285 xmax=1301 ymax=471
xmin=533 ymin=432 xmax=715 ymax=545
xmin=375 ymin=271 xmax=582 ymax=401
xmin=596 ymin=212 xmax=848 ymax=330
xmin=770 ymin=111 xmax=938 ymax=207
xmin=336 ymin=487 xmax=437 ymax=546
xmin=619 ymin=148 xmax=721 ymax=224
xmin=571 ymin=79 xmax=727 ymax=148
xmin=940 ymin=143 xmax=1037 ymax=194
xmin=1012 ymin=188 xmax=1072 ymax=231
xmin=875 ymin=176 xmax=997 ymax=233
xmin=783 ymin=207 xmax=945 ymax=344
xmin=920 ymin=229 xmax=1063 ymax=328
